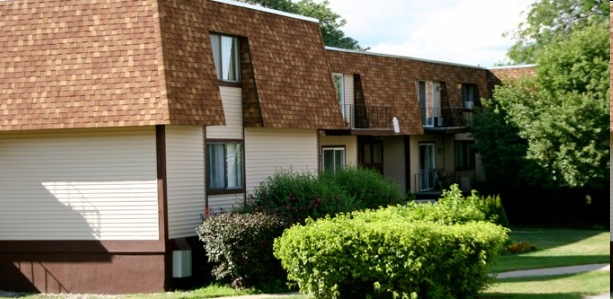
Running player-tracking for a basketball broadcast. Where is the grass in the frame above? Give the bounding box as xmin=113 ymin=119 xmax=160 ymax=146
xmin=2 ymin=228 xmax=609 ymax=299
xmin=481 ymin=270 xmax=611 ymax=298
xmin=492 ymin=228 xmax=610 ymax=273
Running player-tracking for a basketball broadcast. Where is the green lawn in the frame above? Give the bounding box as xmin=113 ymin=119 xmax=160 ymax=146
xmin=492 ymin=228 xmax=610 ymax=273
xmin=2 ymin=228 xmax=609 ymax=299
xmin=481 ymin=270 xmax=611 ymax=299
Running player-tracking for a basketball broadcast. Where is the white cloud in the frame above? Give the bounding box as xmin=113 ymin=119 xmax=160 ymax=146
xmin=326 ymin=0 xmax=534 ymax=67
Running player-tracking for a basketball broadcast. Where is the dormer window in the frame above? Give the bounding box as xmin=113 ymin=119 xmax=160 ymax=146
xmin=210 ymin=33 xmax=240 ymax=83
xmin=461 ymin=84 xmax=478 ymax=110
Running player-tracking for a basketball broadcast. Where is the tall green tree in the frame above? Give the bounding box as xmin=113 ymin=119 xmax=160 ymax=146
xmin=474 ymin=22 xmax=609 ymax=189
xmin=504 ymin=0 xmax=608 ymax=64
xmin=236 ymin=0 xmax=367 ymax=50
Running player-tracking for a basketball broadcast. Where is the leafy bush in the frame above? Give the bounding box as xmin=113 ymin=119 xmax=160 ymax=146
xmin=476 ymin=194 xmax=510 ymax=227
xmin=318 ymin=167 xmax=405 ymax=210
xmin=242 ymin=168 xmax=406 ymax=225
xmin=241 ymin=170 xmax=358 ymax=224
xmin=274 ymin=209 xmax=509 ymax=299
xmin=196 ymin=212 xmax=287 ymax=290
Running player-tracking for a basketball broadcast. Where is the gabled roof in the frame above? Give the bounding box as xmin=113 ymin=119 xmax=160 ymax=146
xmin=0 ymin=0 xmax=344 ymax=131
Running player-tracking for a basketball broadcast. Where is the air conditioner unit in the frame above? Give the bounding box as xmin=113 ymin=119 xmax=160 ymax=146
xmin=172 ymin=250 xmax=192 ymax=278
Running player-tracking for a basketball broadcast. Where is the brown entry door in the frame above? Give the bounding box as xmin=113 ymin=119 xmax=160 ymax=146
xmin=359 ymin=138 xmax=383 ymax=174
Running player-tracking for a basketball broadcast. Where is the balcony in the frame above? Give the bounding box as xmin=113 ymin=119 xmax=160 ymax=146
xmin=342 ymin=104 xmax=393 ymax=130
xmin=421 ymin=107 xmax=473 ymax=132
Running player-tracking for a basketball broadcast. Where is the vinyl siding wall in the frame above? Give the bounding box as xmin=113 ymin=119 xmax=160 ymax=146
xmin=165 ymin=126 xmax=206 ymax=239
xmin=0 ymin=127 xmax=159 ymax=241
xmin=205 ymin=86 xmax=246 ymax=210
xmin=206 ymin=87 xmax=243 ymax=139
xmin=244 ymin=128 xmax=318 ymax=194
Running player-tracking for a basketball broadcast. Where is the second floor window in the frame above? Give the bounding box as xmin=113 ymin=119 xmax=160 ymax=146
xmin=210 ymin=34 xmax=240 ymax=83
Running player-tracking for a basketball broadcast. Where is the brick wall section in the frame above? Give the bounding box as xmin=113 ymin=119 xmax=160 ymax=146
xmin=325 ymin=50 xmax=491 ymax=135
xmin=0 ymin=0 xmax=171 ymax=131
xmin=158 ymin=0 xmax=344 ymax=129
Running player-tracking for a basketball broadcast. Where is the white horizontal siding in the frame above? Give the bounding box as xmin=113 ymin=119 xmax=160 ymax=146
xmin=0 ymin=127 xmax=159 ymax=241
xmin=206 ymin=86 xmax=243 ymax=139
xmin=344 ymin=75 xmax=354 ymax=106
xmin=208 ymin=194 xmax=245 ymax=214
xmin=244 ymin=128 xmax=318 ymax=194
xmin=166 ymin=126 xmax=206 ymax=239
xmin=319 ymin=135 xmax=358 ymax=167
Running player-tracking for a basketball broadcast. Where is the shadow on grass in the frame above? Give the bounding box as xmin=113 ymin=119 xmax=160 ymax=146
xmin=507 ymin=228 xmax=606 ymax=251
xmin=493 ymin=254 xmax=611 ymax=272
xmin=482 ymin=292 xmax=598 ymax=299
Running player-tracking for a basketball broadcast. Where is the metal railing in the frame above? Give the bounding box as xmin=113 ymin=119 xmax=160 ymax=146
xmin=415 ymin=169 xmax=475 ymax=193
xmin=421 ymin=107 xmax=473 ymax=128
xmin=342 ymin=104 xmax=393 ymax=129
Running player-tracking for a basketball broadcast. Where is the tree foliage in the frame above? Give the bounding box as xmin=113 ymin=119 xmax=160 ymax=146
xmin=474 ymin=22 xmax=609 ymax=189
xmin=235 ymin=0 xmax=367 ymax=50
xmin=504 ymin=0 xmax=608 ymax=64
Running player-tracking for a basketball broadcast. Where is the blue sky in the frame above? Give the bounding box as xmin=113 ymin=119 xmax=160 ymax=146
xmin=326 ymin=0 xmax=536 ymax=67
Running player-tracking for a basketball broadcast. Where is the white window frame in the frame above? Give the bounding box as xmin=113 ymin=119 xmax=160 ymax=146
xmin=210 ymin=33 xmax=240 ymax=83
xmin=206 ymin=141 xmax=244 ymax=192
xmin=322 ymin=146 xmax=345 ymax=173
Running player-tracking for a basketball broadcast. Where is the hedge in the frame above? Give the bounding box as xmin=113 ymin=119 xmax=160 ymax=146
xmin=273 ymin=211 xmax=509 ymax=299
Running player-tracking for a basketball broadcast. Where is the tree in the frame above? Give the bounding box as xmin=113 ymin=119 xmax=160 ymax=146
xmin=504 ymin=0 xmax=608 ymax=64
xmin=235 ymin=0 xmax=367 ymax=50
xmin=474 ymin=22 xmax=609 ymax=190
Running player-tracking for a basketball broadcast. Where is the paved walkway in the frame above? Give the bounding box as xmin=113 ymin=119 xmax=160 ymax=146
xmin=211 ymin=263 xmax=611 ymax=299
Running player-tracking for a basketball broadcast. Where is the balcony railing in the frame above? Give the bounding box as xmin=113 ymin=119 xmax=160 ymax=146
xmin=421 ymin=107 xmax=473 ymax=128
xmin=342 ymin=104 xmax=393 ymax=130
xmin=415 ymin=169 xmax=475 ymax=193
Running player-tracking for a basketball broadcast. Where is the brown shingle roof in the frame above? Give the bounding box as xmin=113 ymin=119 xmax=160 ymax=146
xmin=196 ymin=0 xmax=344 ymax=129
xmin=325 ymin=49 xmax=490 ymax=135
xmin=0 ymin=0 xmax=174 ymax=131
xmin=0 ymin=0 xmax=344 ymax=131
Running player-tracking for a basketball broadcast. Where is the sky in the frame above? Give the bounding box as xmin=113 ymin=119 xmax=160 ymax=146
xmin=325 ymin=0 xmax=536 ymax=68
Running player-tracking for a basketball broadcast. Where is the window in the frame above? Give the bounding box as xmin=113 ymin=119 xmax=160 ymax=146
xmin=454 ymin=141 xmax=475 ymax=170
xmin=322 ymin=147 xmax=345 ymax=173
xmin=461 ymin=84 xmax=478 ymax=110
xmin=332 ymin=73 xmax=346 ymax=121
xmin=210 ymin=34 xmax=240 ymax=82
xmin=207 ymin=141 xmax=244 ymax=191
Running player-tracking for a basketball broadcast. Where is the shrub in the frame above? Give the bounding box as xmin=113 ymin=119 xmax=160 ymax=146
xmin=241 ymin=168 xmax=406 ymax=225
xmin=476 ymin=194 xmax=510 ymax=227
xmin=241 ymin=170 xmax=359 ymax=225
xmin=196 ymin=212 xmax=287 ymax=290
xmin=273 ymin=209 xmax=509 ymax=299
xmin=318 ymin=167 xmax=405 ymax=210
